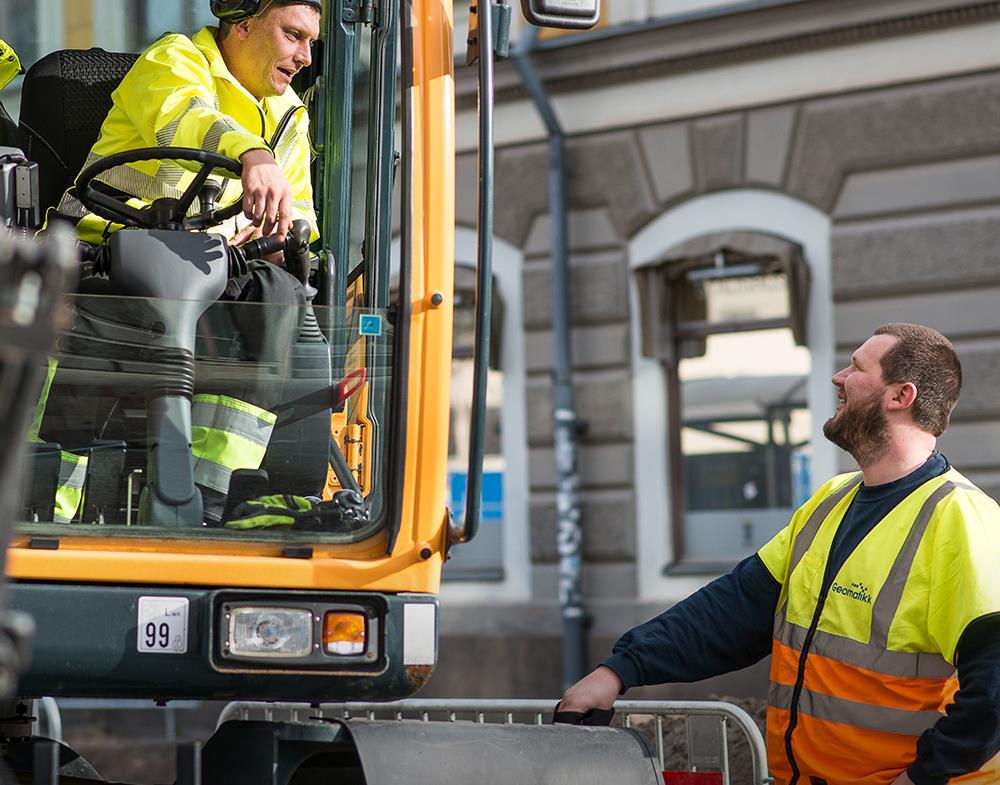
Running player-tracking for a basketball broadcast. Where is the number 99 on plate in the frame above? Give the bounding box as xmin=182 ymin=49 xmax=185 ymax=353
xmin=137 ymin=597 xmax=189 ymax=654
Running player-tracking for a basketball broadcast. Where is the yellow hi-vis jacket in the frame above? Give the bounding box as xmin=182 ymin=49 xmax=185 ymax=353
xmin=758 ymin=468 xmax=1000 ymax=785
xmin=58 ymin=27 xmax=318 ymax=244
xmin=0 ymin=39 xmax=22 ymax=91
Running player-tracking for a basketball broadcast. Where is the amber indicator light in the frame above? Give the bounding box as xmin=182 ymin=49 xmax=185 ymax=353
xmin=322 ymin=612 xmax=366 ymax=655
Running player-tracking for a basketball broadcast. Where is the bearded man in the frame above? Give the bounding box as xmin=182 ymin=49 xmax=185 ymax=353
xmin=560 ymin=323 xmax=1000 ymax=785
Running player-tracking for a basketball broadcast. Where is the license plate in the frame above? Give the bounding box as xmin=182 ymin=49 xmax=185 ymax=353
xmin=137 ymin=596 xmax=189 ymax=654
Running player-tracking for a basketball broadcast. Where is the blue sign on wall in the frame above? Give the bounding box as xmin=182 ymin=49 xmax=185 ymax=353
xmin=448 ymin=470 xmax=504 ymax=523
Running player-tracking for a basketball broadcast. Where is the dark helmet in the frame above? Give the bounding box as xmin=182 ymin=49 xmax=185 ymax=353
xmin=210 ymin=0 xmax=321 ymax=23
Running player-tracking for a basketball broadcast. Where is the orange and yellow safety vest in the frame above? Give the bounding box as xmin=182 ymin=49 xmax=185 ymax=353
xmin=758 ymin=468 xmax=1000 ymax=785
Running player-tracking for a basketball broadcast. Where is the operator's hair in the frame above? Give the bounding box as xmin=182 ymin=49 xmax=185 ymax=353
xmin=873 ymin=322 xmax=962 ymax=436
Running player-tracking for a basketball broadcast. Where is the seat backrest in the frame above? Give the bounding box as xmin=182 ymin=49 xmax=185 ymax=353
xmin=18 ymin=48 xmax=139 ymax=213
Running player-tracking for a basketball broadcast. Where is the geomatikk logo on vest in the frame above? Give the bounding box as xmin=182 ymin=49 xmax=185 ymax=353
xmin=830 ymin=580 xmax=873 ymax=604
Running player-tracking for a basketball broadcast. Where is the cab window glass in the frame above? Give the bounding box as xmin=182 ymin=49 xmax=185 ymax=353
xmin=6 ymin=1 xmax=397 ymax=543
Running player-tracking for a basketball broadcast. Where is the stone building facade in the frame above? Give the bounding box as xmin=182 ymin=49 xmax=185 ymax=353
xmin=431 ymin=0 xmax=1000 ymax=699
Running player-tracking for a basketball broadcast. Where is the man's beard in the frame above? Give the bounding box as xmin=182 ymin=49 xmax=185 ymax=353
xmin=823 ymin=390 xmax=889 ymax=467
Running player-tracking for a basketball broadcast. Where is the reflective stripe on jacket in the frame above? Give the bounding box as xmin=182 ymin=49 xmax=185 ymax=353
xmin=58 ymin=26 xmax=318 ymax=244
xmin=28 ymin=358 xmax=88 ymax=523
xmin=191 ymin=394 xmax=277 ymax=495
xmin=52 ymin=449 xmax=88 ymax=523
xmin=757 ymin=469 xmax=1000 ymax=785
xmin=27 ymin=435 xmax=88 ymax=523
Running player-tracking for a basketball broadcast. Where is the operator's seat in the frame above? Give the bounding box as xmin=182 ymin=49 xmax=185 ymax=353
xmin=18 ymin=48 xmax=139 ymax=214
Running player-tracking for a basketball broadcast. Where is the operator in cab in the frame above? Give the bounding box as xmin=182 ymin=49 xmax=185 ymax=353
xmin=38 ymin=0 xmax=323 ymax=523
xmin=56 ymin=0 xmax=320 ymax=247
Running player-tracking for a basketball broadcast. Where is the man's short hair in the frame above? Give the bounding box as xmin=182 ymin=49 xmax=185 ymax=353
xmin=873 ymin=322 xmax=962 ymax=436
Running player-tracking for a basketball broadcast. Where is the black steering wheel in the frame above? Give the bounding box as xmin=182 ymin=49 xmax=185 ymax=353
xmin=74 ymin=147 xmax=244 ymax=231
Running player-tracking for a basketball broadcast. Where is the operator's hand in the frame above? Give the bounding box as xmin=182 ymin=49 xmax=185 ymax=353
xmin=229 ymin=222 xmax=261 ymax=246
xmin=239 ymin=148 xmax=293 ymax=243
xmin=557 ymin=665 xmax=622 ymax=714
xmin=226 ymin=221 xmax=285 ymax=266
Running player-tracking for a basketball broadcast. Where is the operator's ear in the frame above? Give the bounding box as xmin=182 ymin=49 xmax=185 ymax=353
xmin=887 ymin=381 xmax=918 ymax=412
xmin=234 ymin=19 xmax=253 ymax=40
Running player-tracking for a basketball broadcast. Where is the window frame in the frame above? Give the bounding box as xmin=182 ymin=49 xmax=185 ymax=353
xmin=635 ymin=232 xmax=811 ymax=572
xmin=627 ymin=189 xmax=836 ymax=599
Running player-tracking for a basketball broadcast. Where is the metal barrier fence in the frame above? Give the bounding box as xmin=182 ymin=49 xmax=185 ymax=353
xmin=218 ymin=699 xmax=772 ymax=785
xmin=34 ymin=698 xmax=205 ymax=744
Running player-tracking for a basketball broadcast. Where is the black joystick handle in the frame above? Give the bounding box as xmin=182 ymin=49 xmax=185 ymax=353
xmin=236 ymin=233 xmax=283 ymax=264
xmin=283 ymin=219 xmax=312 ymax=286
xmin=232 ymin=219 xmax=312 ymax=283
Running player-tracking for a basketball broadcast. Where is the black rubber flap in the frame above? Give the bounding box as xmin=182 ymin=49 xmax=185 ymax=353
xmin=341 ymin=718 xmax=662 ymax=785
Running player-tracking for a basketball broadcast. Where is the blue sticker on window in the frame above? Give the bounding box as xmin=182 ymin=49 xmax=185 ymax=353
xmin=359 ymin=314 xmax=383 ymax=337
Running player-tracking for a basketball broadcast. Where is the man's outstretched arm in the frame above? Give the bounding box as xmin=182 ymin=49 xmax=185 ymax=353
xmin=560 ymin=553 xmax=780 ymax=712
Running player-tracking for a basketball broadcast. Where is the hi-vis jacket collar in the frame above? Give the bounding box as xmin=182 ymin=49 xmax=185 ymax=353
xmin=0 ymin=39 xmax=23 ymax=92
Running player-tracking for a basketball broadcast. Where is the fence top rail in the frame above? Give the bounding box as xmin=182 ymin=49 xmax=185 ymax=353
xmin=217 ymin=698 xmax=771 ymax=785
xmin=223 ymin=697 xmax=751 ymax=713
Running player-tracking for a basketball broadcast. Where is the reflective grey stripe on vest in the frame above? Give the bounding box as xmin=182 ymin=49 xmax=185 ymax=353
xmin=58 ymin=455 xmax=87 ymax=490
xmin=769 ymin=682 xmax=944 ymax=737
xmin=773 ymin=614 xmax=956 ymax=678
xmin=788 ymin=474 xmax=863 ymax=578
xmin=274 ymin=126 xmax=299 ymax=169
xmin=76 ymin=151 xmax=180 ymax=203
xmin=773 ymin=474 xmax=863 ymax=636
xmin=869 ymin=480 xmax=976 ymax=649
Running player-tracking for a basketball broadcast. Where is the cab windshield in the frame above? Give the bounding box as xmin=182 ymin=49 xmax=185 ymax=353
xmin=5 ymin=1 xmax=398 ymax=543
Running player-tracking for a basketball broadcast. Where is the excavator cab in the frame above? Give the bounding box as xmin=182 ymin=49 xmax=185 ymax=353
xmin=1 ymin=2 xmax=416 ymax=706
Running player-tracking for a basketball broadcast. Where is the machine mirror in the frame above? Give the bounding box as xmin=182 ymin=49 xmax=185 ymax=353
xmin=520 ymin=0 xmax=600 ymax=29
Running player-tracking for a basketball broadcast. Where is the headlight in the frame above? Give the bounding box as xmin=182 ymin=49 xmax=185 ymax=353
xmin=227 ymin=607 xmax=313 ymax=658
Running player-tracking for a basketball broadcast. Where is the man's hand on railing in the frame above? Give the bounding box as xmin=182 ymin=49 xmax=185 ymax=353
xmin=554 ymin=665 xmax=622 ymax=725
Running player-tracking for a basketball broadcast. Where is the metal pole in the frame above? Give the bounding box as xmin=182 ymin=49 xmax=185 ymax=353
xmin=511 ymin=30 xmax=584 ymax=689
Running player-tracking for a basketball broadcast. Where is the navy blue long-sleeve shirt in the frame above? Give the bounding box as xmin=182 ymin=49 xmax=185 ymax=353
xmin=603 ymin=453 xmax=1000 ymax=784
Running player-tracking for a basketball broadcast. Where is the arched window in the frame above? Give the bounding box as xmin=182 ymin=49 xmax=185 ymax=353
xmin=635 ymin=231 xmax=811 ymax=572
xmin=628 ymin=190 xmax=835 ymax=598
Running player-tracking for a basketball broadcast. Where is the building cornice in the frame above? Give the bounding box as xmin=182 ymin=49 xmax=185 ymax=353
xmin=456 ymin=0 xmax=1000 ymax=109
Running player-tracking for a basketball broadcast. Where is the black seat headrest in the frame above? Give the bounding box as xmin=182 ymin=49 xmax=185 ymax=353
xmin=18 ymin=48 xmax=139 ymax=213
